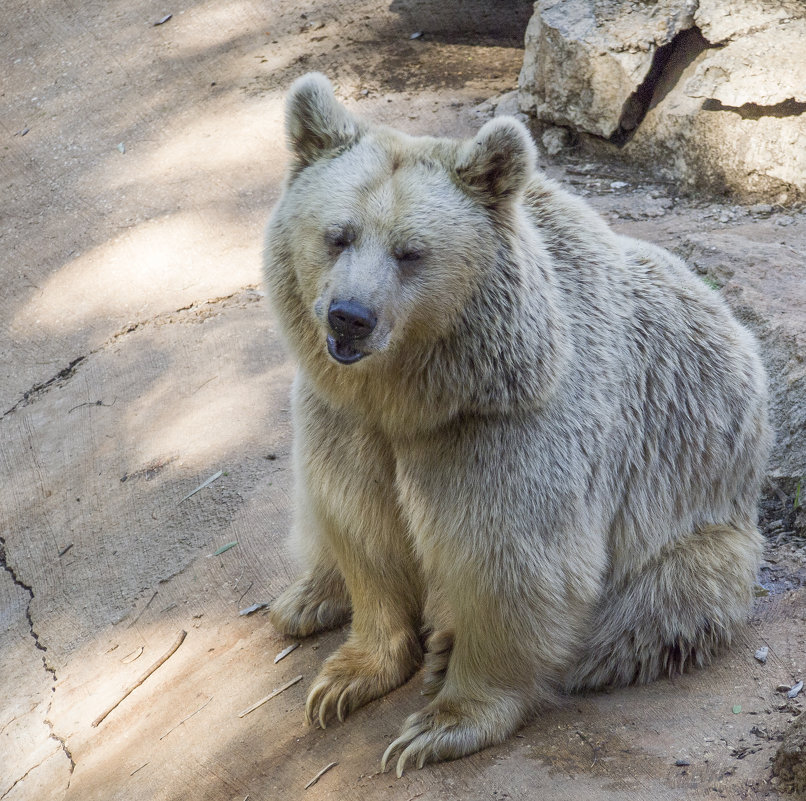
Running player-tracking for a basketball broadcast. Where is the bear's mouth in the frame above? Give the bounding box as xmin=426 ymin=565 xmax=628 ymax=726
xmin=326 ymin=334 xmax=367 ymax=365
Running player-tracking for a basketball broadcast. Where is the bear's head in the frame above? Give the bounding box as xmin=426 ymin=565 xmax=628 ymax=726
xmin=267 ymin=72 xmax=538 ymax=369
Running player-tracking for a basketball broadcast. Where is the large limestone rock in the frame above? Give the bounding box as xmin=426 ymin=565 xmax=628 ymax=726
xmin=520 ymin=0 xmax=698 ymax=138
xmin=519 ymin=0 xmax=806 ymax=200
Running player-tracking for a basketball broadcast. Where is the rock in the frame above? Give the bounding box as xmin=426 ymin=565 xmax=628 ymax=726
xmin=773 ymin=712 xmax=806 ymax=795
xmin=541 ymin=125 xmax=570 ymax=155
xmin=519 ymin=0 xmax=698 ymax=139
xmin=754 ymin=646 xmax=769 ymax=663
xmin=695 ymin=0 xmax=803 ymax=44
xmin=478 ymin=92 xmax=530 ymax=124
xmin=684 ymin=24 xmax=806 ymax=107
xmin=519 ymin=0 xmax=806 ymax=201
xmin=492 ymin=90 xmax=521 ymax=118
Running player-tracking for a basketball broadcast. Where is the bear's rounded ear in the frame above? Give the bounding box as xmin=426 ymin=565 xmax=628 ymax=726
xmin=455 ymin=117 xmax=536 ymax=206
xmin=285 ymin=73 xmax=362 ymax=169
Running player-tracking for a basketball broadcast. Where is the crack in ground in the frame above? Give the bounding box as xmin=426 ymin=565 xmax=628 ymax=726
xmin=0 ymin=283 xmax=262 ymax=789
xmin=1 ymin=285 xmax=261 ymax=420
xmin=0 ymin=746 xmax=63 ymax=800
xmin=0 ymin=283 xmax=262 ymax=788
xmin=0 ymin=537 xmax=76 ymax=784
xmin=1 ymin=356 xmax=87 ymax=419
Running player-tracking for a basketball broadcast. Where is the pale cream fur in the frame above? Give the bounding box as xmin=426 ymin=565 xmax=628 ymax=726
xmin=263 ymin=73 xmax=771 ymax=774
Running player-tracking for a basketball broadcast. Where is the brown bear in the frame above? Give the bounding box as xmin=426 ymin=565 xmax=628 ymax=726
xmin=262 ymin=73 xmax=771 ymax=775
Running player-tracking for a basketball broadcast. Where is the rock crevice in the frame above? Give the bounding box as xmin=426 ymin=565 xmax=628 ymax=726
xmin=519 ymin=0 xmax=806 ymax=199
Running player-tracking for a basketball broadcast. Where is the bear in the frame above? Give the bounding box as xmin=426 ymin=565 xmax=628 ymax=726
xmin=262 ymin=72 xmax=771 ymax=776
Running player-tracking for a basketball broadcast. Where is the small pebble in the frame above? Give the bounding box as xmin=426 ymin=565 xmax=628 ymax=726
xmin=610 ymin=181 xmax=629 ymax=190
xmin=754 ymin=646 xmax=769 ymax=664
xmin=787 ymin=680 xmax=803 ymax=699
xmin=675 ymin=759 xmax=691 ymax=767
xmin=750 ymin=203 xmax=772 ymax=215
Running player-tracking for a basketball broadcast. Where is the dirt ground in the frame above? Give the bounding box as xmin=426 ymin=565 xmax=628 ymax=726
xmin=1 ymin=1 xmax=804 ymax=799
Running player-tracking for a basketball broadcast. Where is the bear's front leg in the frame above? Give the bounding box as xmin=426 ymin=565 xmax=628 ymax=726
xmin=302 ymin=492 xmax=424 ymax=726
xmin=305 ymin=580 xmax=422 ymax=727
xmin=288 ymin=376 xmax=424 ymax=726
xmin=381 ymin=594 xmax=564 ymax=776
xmin=385 ymin=419 xmax=606 ymax=773
xmin=269 ymin=495 xmax=352 ymax=637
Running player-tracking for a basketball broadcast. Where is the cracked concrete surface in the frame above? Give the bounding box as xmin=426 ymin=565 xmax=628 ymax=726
xmin=2 ymin=0 xmax=804 ymax=799
xmin=2 ymin=286 xmax=262 ymax=419
xmin=0 ymin=561 xmax=73 ymax=799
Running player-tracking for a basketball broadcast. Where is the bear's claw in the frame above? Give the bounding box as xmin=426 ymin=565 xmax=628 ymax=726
xmin=305 ymin=639 xmax=419 ymax=728
xmin=381 ymin=705 xmax=490 ymax=777
xmin=305 ymin=674 xmax=367 ymax=728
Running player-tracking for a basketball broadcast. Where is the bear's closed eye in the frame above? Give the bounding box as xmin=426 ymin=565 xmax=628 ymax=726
xmin=325 ymin=225 xmax=355 ymax=249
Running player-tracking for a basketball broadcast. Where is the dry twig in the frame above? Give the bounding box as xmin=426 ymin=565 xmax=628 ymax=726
xmin=127 ymin=590 xmax=158 ymax=628
xmin=238 ymin=675 xmax=303 ymax=718
xmin=92 ymin=630 xmax=187 ymax=727
xmin=274 ymin=643 xmax=299 ymax=663
xmin=304 ymin=762 xmax=338 ymax=789
xmin=576 ymin=730 xmax=600 ymax=767
xmin=159 ymin=696 xmax=213 ymax=740
xmin=179 ymin=470 xmax=223 ymax=504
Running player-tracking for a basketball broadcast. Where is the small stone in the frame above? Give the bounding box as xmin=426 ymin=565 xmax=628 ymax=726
xmin=755 ymin=646 xmax=769 ymax=663
xmin=776 ymin=216 xmax=794 ymax=226
xmin=750 ymin=203 xmax=773 ymax=215
xmin=773 ymin=712 xmax=806 ymax=794
xmin=675 ymin=758 xmax=691 ymax=767
xmin=493 ymin=91 xmax=520 ymax=118
xmin=541 ymin=126 xmax=569 ymax=156
xmin=610 ymin=181 xmax=629 ymax=190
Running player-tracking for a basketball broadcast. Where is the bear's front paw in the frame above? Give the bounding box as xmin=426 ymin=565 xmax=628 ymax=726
xmin=381 ymin=696 xmax=521 ymax=777
xmin=269 ymin=575 xmax=350 ymax=637
xmin=306 ymin=638 xmax=420 ymax=728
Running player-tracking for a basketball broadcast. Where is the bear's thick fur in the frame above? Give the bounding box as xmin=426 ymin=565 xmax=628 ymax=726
xmin=263 ymin=73 xmax=771 ymax=774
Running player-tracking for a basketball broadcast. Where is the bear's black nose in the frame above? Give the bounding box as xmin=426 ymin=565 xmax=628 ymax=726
xmin=328 ymin=299 xmax=377 ymax=340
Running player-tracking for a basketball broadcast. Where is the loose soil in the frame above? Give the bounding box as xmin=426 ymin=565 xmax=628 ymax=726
xmin=1 ymin=1 xmax=803 ymax=799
